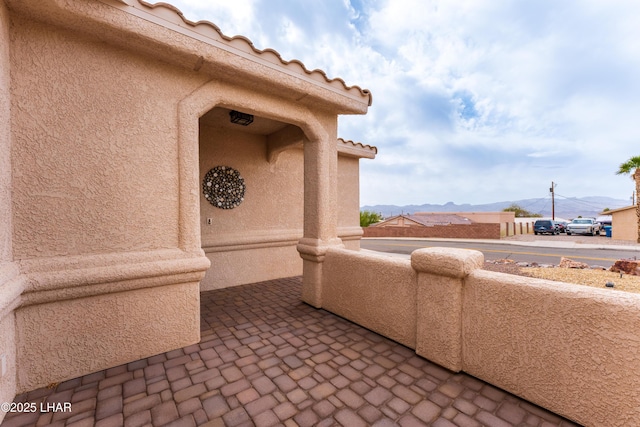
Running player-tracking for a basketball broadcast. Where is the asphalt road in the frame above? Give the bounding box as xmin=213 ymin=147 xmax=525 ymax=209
xmin=361 ymin=238 xmax=640 ymax=268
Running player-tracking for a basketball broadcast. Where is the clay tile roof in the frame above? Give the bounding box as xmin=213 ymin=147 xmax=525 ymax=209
xmin=137 ymin=1 xmax=372 ymax=106
xmin=337 ymin=138 xmax=377 ymax=159
xmin=371 ymin=213 xmax=473 ymax=228
xmin=405 ymin=213 xmax=473 ymax=226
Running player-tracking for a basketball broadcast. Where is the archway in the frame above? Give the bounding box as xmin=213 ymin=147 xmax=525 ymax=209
xmin=197 ymin=107 xmax=306 ymax=290
xmin=177 ymin=80 xmax=341 ymax=300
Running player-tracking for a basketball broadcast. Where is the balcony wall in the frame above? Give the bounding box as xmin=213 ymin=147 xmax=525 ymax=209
xmin=321 ymin=247 xmax=640 ymax=427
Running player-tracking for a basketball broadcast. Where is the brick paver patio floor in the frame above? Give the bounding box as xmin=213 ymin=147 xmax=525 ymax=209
xmin=2 ymin=276 xmax=581 ymax=427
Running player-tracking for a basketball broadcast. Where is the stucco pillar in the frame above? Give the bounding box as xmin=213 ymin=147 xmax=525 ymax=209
xmin=297 ymin=122 xmax=343 ymax=308
xmin=0 ymin=3 xmax=18 ymax=421
xmin=411 ymin=247 xmax=483 ymax=372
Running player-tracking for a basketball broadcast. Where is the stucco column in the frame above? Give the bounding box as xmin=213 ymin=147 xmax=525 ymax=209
xmin=411 ymin=247 xmax=484 ymax=372
xmin=297 ymin=120 xmax=343 ymax=308
xmin=0 ymin=3 xmax=18 ymax=419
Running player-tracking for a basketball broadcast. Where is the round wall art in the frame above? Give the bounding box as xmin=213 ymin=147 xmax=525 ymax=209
xmin=202 ymin=166 xmax=246 ymax=209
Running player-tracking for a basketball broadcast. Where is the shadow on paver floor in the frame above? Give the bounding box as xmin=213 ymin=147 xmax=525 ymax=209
xmin=2 ymin=276 xmax=581 ymax=427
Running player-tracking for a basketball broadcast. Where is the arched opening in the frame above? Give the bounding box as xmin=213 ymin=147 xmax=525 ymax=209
xmin=177 ymin=80 xmax=341 ymax=305
xmin=197 ymin=107 xmax=306 ymax=290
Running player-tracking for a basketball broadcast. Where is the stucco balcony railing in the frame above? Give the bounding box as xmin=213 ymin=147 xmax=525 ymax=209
xmin=321 ymin=247 xmax=640 ymax=427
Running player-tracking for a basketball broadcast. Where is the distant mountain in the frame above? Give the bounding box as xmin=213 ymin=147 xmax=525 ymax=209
xmin=361 ymin=196 xmax=630 ymax=220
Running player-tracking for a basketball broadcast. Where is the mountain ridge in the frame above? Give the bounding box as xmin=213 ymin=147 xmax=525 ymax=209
xmin=361 ymin=196 xmax=631 ymax=220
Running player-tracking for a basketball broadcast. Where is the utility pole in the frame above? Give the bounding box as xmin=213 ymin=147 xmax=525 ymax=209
xmin=550 ymin=181 xmax=556 ymax=220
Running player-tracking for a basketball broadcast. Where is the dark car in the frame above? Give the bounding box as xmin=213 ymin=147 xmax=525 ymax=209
xmin=534 ymin=220 xmax=558 ymax=235
xmin=555 ymin=221 xmax=568 ymax=233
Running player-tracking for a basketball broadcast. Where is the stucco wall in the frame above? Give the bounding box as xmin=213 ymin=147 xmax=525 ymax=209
xmin=202 ymin=245 xmax=301 ymax=290
xmin=464 ymin=270 xmax=640 ymax=427
xmin=611 ymin=207 xmax=637 ymax=241
xmin=8 ymin=14 xmax=211 ymax=393
xmin=0 ymin=313 xmax=16 ymax=419
xmin=337 ymin=156 xmax=363 ymax=250
xmin=0 ymin=0 xmax=16 ymax=417
xmin=322 ymin=249 xmax=416 ymax=348
xmin=10 ymin=16 xmax=208 ymax=259
xmin=198 ymin=126 xmax=365 ymax=289
xmin=16 ymin=282 xmax=200 ymax=391
xmin=199 ymin=124 xmax=304 ymax=290
xmin=0 ymin=0 xmax=9 ymax=264
xmin=3 ymin=0 xmax=368 ymax=409
xmin=321 ymin=247 xmax=640 ymax=426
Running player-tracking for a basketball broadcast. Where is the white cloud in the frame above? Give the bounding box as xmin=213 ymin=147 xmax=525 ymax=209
xmin=166 ymin=0 xmax=640 ymax=206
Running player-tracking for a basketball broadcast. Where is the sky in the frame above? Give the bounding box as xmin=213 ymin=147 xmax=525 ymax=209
xmin=166 ymin=0 xmax=640 ymax=207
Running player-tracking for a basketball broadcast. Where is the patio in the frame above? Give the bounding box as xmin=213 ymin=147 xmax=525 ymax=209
xmin=1 ymin=277 xmax=580 ymax=427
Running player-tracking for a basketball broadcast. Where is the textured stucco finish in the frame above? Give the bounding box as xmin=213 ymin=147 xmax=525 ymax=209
xmin=0 ymin=0 xmax=9 ymax=264
xmin=10 ymin=16 xmax=207 ymax=259
xmin=321 ymin=249 xmax=640 ymax=426
xmin=16 ymin=282 xmax=200 ymax=391
xmin=199 ymin=126 xmax=304 ymax=290
xmin=412 ymin=248 xmax=484 ymax=372
xmin=182 ymin=78 xmax=369 ymax=293
xmin=0 ymin=313 xmax=16 ymax=414
xmin=202 ymin=245 xmax=302 ymax=290
xmin=609 ymin=205 xmax=637 ymax=241
xmin=0 ymin=0 xmax=17 ymax=415
xmin=197 ymin=110 xmax=367 ymax=290
xmin=337 ymin=156 xmax=362 ymax=250
xmin=322 ymin=248 xmax=417 ymax=348
xmin=12 ymin=249 xmax=208 ymax=393
xmin=199 ymin=127 xmax=303 ymax=234
xmin=464 ymin=270 xmax=640 ymax=426
xmin=411 ymin=246 xmax=484 ymax=278
xmin=1 ymin=0 xmax=372 ymax=419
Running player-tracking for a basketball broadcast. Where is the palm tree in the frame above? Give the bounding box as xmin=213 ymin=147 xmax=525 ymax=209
xmin=616 ymin=155 xmax=640 ymax=243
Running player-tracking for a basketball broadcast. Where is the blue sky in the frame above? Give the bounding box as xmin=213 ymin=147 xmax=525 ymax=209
xmin=166 ymin=0 xmax=640 ymax=207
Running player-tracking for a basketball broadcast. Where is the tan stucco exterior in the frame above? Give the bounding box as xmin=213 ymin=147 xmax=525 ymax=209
xmin=321 ymin=247 xmax=640 ymax=426
xmin=608 ymin=205 xmax=638 ymax=241
xmin=2 ymin=1 xmax=634 ymax=425
xmin=198 ymin=130 xmax=371 ymax=290
xmin=0 ymin=0 xmax=19 ymax=411
xmin=0 ymin=0 xmax=373 ymax=413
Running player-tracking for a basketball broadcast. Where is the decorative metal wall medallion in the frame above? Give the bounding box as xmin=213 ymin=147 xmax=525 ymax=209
xmin=202 ymin=166 xmax=246 ymax=209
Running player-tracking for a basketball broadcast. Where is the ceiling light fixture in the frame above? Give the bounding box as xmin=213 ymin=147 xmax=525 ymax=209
xmin=229 ymin=110 xmax=254 ymax=126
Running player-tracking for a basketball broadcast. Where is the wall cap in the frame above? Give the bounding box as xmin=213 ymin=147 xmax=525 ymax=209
xmin=411 ymin=247 xmax=484 ymax=278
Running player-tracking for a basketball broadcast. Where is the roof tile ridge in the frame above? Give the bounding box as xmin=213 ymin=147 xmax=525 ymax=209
xmin=337 ymin=137 xmax=378 ymax=154
xmin=137 ymin=1 xmax=372 ymax=105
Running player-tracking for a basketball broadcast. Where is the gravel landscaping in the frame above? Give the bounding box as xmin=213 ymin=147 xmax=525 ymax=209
xmin=484 ymin=260 xmax=640 ymax=294
xmin=484 ymin=234 xmax=640 ymax=294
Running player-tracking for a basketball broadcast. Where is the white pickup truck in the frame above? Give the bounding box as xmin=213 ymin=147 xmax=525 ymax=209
xmin=566 ymin=218 xmax=601 ymax=236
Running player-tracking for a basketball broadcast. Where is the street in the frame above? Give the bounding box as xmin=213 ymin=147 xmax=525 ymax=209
xmin=361 ymin=237 xmax=640 ymax=268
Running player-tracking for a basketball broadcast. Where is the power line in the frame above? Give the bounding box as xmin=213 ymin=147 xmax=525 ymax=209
xmin=554 ymin=194 xmax=611 ymax=211
xmin=519 ymin=197 xmax=547 ymax=210
xmin=536 ymin=198 xmax=551 ymax=216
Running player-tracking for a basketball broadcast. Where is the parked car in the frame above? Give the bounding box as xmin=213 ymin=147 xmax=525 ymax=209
xmin=566 ymin=218 xmax=601 ymax=236
xmin=555 ymin=221 xmax=568 ymax=233
xmin=533 ymin=219 xmax=559 ymax=235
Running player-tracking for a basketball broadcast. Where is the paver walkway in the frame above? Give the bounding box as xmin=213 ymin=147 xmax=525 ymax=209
xmin=2 ymin=277 xmax=581 ymax=427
